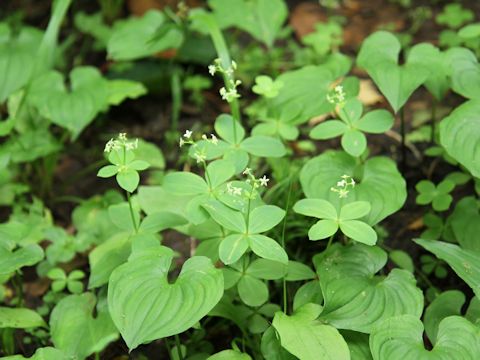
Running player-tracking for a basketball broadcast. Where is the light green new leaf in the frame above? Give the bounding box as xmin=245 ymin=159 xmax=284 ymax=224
xmin=107 ymin=79 xmax=147 ymax=105
xmin=339 ymin=201 xmax=371 ymax=220
xmin=97 ymin=165 xmax=118 ymax=178
xmin=108 ymin=247 xmax=223 ymax=350
xmin=339 ymin=220 xmax=377 ymax=246
xmin=208 ymin=350 xmax=252 ymax=360
xmin=300 ymin=151 xmax=406 ymax=225
xmin=240 ymin=136 xmax=286 ymax=158
xmin=272 ymin=303 xmax=350 ymax=360
xmin=139 ymin=211 xmax=187 ymax=234
xmin=209 ymin=0 xmax=287 ymax=48
xmin=247 ymin=234 xmax=288 ymax=264
xmin=247 ymin=259 xmax=288 ymax=280
xmin=355 ymin=110 xmax=394 ymax=134
xmin=202 ymin=200 xmax=246 ymax=233
xmin=341 ymin=129 xmax=367 ymax=157
xmin=314 ymin=244 xmax=423 ymax=333
xmin=248 ymin=205 xmax=285 ymax=233
xmin=439 ymin=100 xmax=480 ymax=178
xmin=293 ymin=199 xmax=338 ymax=220
xmin=310 ymin=120 xmax=347 ymax=139
xmin=446 ymin=47 xmax=480 ymax=99
xmin=50 ymin=293 xmax=118 ymax=359
xmin=163 ymin=171 xmax=208 ymax=195
xmin=238 ymin=275 xmax=269 ymax=306
xmin=285 ymin=261 xmax=315 ymax=281
xmin=107 ymin=10 xmax=183 ymax=61
xmin=0 ymin=307 xmax=46 ymax=329
xmin=215 ymin=114 xmax=245 ymax=144
xmin=207 ymin=159 xmax=235 ymax=188
xmin=415 ymin=238 xmax=480 ymax=298
xmin=219 ymin=234 xmax=248 ymax=265
xmin=370 ymin=315 xmax=480 ymax=360
xmin=308 ymin=219 xmax=339 ymax=240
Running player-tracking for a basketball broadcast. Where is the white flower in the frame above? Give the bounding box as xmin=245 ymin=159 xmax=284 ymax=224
xmin=350 ymin=178 xmax=356 ymax=186
xmin=119 ymin=133 xmax=127 ymax=141
xmin=337 ymin=180 xmax=346 ymax=187
xmin=231 ymin=60 xmax=237 ymax=70
xmin=233 ymin=187 xmax=242 ymax=196
xmin=202 ymin=134 xmax=208 ymax=140
xmin=208 ymin=64 xmax=216 ymax=76
xmin=183 ymin=130 xmax=193 ymax=139
xmin=179 ymin=138 xmax=185 ymax=147
xmin=193 ymin=152 xmax=206 ymax=164
xmin=338 ymin=189 xmax=349 ymax=198
xmin=210 ymin=134 xmax=218 ymax=145
xmin=259 ymin=175 xmax=269 ymax=187
xmin=243 ymin=167 xmax=252 ymax=175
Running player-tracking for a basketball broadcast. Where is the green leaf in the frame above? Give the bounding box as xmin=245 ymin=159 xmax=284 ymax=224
xmin=108 ymin=202 xmax=140 ymax=232
xmin=0 ymin=244 xmax=44 ymax=276
xmin=261 ymin=326 xmax=297 ymax=360
xmin=247 ymin=234 xmax=288 ymax=264
xmin=215 ymin=114 xmax=245 ymax=144
xmin=272 ymin=303 xmax=350 ymax=360
xmin=370 ymin=315 xmax=480 ymax=359
xmin=314 ymin=244 xmax=423 ymax=333
xmin=50 ymin=293 xmax=118 ymax=359
xmin=285 ymin=261 xmax=316 ymax=281
xmin=203 ymin=200 xmax=246 ymax=233
xmin=28 ymin=67 xmax=108 ymax=138
xmin=246 ymin=259 xmax=287 ymax=280
xmin=139 ymin=211 xmax=187 ymax=234
xmin=97 ymin=165 xmax=118 ymax=178
xmin=208 ymin=350 xmax=252 ymax=360
xmin=207 ymin=159 xmax=235 ymax=188
xmin=108 ymin=247 xmax=223 ymax=350
xmin=424 ymin=290 xmax=465 ymax=344
xmin=389 ymin=250 xmax=414 ymax=273
xmin=446 ymin=48 xmax=480 ymax=99
xmin=308 ymin=219 xmax=339 ymax=240
xmin=300 ymin=151 xmax=406 ymax=225
xmin=107 ymin=79 xmax=147 ymax=105
xmin=339 ymin=201 xmax=371 ymax=220
xmin=415 ymin=239 xmax=480 ymax=298
xmin=310 ymin=120 xmax=347 ymax=139
xmin=238 ymin=275 xmax=269 ymax=306
xmin=134 ymin=140 xmax=165 ymax=169
xmin=357 ymin=31 xmax=429 ymax=113
xmin=355 ymin=110 xmax=394 ymax=134
xmin=219 ymin=234 xmax=248 ymax=265
xmin=128 ymin=160 xmax=150 ymax=171
xmin=163 ymin=171 xmax=208 ymax=196
xmin=339 ymin=220 xmax=377 ymax=246
xmin=240 ymin=136 xmax=286 ymax=158
xmin=440 ymin=100 xmax=480 ymax=177
xmin=293 ymin=199 xmax=338 ymax=220
xmin=248 ymin=205 xmax=285 ymax=233
xmin=0 ymin=307 xmax=46 ymax=329
xmin=107 ymin=10 xmax=183 ymax=61
xmin=209 ymin=0 xmax=287 ymax=48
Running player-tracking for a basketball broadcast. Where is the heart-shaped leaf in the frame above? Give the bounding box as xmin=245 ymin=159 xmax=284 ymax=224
xmin=50 ymin=293 xmax=118 ymax=359
xmin=108 ymin=246 xmax=223 ymax=350
xmin=370 ymin=315 xmax=480 ymax=359
xmin=300 ymin=151 xmax=406 ymax=225
xmin=446 ymin=46 xmax=480 ymax=99
xmin=440 ymin=100 xmax=480 ymax=178
xmin=357 ymin=31 xmax=429 ymax=113
xmin=28 ymin=66 xmax=108 ymax=138
xmin=314 ymin=243 xmax=423 ymax=333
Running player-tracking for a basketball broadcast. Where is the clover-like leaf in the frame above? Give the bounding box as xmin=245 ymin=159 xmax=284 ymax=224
xmin=415 ymin=179 xmax=454 ymax=212
xmin=272 ymin=303 xmax=350 ymax=360
xmin=108 ymin=247 xmax=223 ymax=350
xmin=314 ymin=243 xmax=423 ymax=333
xmin=436 ymin=4 xmax=474 ymax=29
xmin=300 ymin=151 xmax=406 ymax=225
xmin=370 ymin=315 xmax=480 ymax=359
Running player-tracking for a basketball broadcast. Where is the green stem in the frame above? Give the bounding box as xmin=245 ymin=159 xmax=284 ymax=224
xmin=174 ymin=334 xmax=183 ymax=360
xmin=399 ymin=107 xmax=407 ymax=171
xmin=170 ymin=65 xmax=182 ymax=133
xmin=165 ymin=338 xmax=173 ymax=359
xmin=326 ymin=234 xmax=334 ymax=250
xmin=431 ymin=98 xmax=436 ymax=144
xmin=280 ymin=176 xmax=294 ymax=314
xmin=127 ymin=191 xmax=139 ymax=233
xmin=201 ymin=161 xmax=213 ymax=189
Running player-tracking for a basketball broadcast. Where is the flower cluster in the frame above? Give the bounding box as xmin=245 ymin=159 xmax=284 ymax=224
xmin=178 ymin=129 xmax=219 ymax=164
xmin=104 ymin=133 xmax=138 ymax=153
xmin=208 ymin=58 xmax=242 ymax=103
xmin=208 ymin=58 xmax=237 ymax=77
xmin=330 ymin=174 xmax=356 ymax=198
xmin=326 ymin=85 xmax=346 ymax=107
xmin=219 ymin=80 xmax=242 ymax=103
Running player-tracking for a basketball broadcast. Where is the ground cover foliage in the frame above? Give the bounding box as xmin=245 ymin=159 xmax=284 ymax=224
xmin=1 ymin=0 xmax=480 ymax=359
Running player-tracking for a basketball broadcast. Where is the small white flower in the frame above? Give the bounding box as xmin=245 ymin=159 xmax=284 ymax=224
xmin=184 ymin=130 xmax=193 ymax=139
xmin=350 ymin=178 xmax=356 ymax=186
xmin=259 ymin=175 xmax=269 ymax=187
xmin=104 ymin=139 xmax=115 ymax=153
xmin=202 ymin=134 xmax=208 ymax=140
xmin=119 ymin=133 xmax=127 ymax=141
xmin=219 ymin=87 xmax=228 ymax=100
xmin=193 ymin=152 xmax=206 ymax=163
xmin=243 ymin=167 xmax=252 ymax=175
xmin=231 ymin=60 xmax=237 ymax=70
xmin=232 ymin=186 xmax=242 ymax=196
xmin=210 ymin=134 xmax=218 ymax=145
xmin=337 ymin=180 xmax=346 ymax=187
xmin=208 ymin=64 xmax=216 ymax=76
xmin=338 ymin=189 xmax=349 ymax=198
xmin=179 ymin=138 xmax=185 ymax=147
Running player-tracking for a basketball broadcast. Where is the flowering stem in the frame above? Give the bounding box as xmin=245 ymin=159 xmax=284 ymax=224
xmin=245 ymin=187 xmax=255 ymax=233
xmin=201 ymin=161 xmax=213 ymax=189
xmin=127 ymin=191 xmax=139 ymax=233
xmin=400 ymin=107 xmax=407 ymax=171
xmin=280 ymin=176 xmax=294 ymax=314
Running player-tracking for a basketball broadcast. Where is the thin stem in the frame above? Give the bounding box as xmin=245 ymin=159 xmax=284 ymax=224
xmin=165 ymin=338 xmax=173 ymax=359
xmin=174 ymin=334 xmax=183 ymax=360
xmin=431 ymin=98 xmax=436 ymax=144
xmin=326 ymin=234 xmax=335 ymax=250
xmin=245 ymin=187 xmax=254 ymax=233
xmin=201 ymin=161 xmax=213 ymax=189
xmin=400 ymin=107 xmax=407 ymax=171
xmin=280 ymin=176 xmax=294 ymax=314
xmin=127 ymin=191 xmax=139 ymax=233
xmin=170 ymin=66 xmax=182 ymax=133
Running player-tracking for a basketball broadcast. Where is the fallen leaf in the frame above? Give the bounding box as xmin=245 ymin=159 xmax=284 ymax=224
xmin=290 ymin=2 xmax=327 ymax=39
xmin=358 ymin=79 xmax=383 ymax=106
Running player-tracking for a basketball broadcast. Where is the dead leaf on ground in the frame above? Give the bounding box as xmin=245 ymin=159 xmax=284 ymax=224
xmin=290 ymin=2 xmax=327 ymax=39
xmin=408 ymin=217 xmax=424 ymax=230
xmin=358 ymin=79 xmax=383 ymax=106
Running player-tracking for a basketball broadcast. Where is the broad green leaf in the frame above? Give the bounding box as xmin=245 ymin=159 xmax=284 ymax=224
xmin=219 ymin=234 xmax=248 ymax=265
xmin=209 ymin=0 xmax=287 ymax=48
xmin=357 ymin=31 xmax=429 ymax=113
xmin=248 ymin=205 xmax=285 ymax=233
xmin=28 ymin=67 xmax=108 ymax=138
xmin=310 ymin=120 xmax=347 ymax=139
xmin=108 ymin=202 xmax=140 ymax=232
xmin=247 ymin=259 xmax=287 ymax=280
xmin=202 ymin=200 xmax=246 ymax=233
xmin=163 ymin=171 xmax=208 ymax=196
xmin=240 ymin=136 xmax=286 ymax=158
xmin=272 ymin=303 xmax=350 ymax=360
xmin=0 ymin=307 xmax=46 ymax=328
xmin=247 ymin=234 xmax=288 ymax=264
xmin=355 ymin=110 xmax=394 ymax=134
xmin=108 ymin=247 xmax=223 ymax=350
xmin=207 ymin=159 xmax=235 ymax=188
xmin=97 ymin=165 xmax=118 ymax=178
xmin=339 ymin=220 xmax=377 ymax=246
xmin=342 ymin=330 xmax=372 ymax=360
xmin=314 ymin=244 xmax=423 ymax=333
xmin=293 ymin=281 xmax=323 ymax=311
xmin=139 ymin=211 xmax=187 ymax=234
xmin=261 ymin=326 xmax=296 ymax=360
xmin=389 ymin=250 xmax=414 ymax=273
xmin=1 ymin=347 xmax=67 ymax=360
xmin=0 ymin=244 xmax=44 ymax=276
xmin=215 ymin=114 xmax=245 ymax=144
xmin=138 ymin=186 xmax=191 ymax=216
xmin=238 ymin=275 xmax=269 ymax=306
xmin=446 ymin=46 xmax=480 ymax=99
xmin=300 ymin=151 xmax=406 ymax=225
xmin=107 ymin=10 xmax=183 ymax=61
xmin=208 ymin=350 xmax=252 ymax=360
xmin=293 ymin=199 xmax=338 ymax=220
xmin=424 ymin=290 xmax=465 ymax=344
xmin=339 ymin=201 xmax=371 ymax=220
xmin=107 ymin=79 xmax=147 ymax=105
xmin=415 ymin=238 xmax=480 ymax=298
xmin=440 ymin=100 xmax=480 ymax=177
xmin=449 ymin=197 xmax=480 ymax=252
xmin=370 ymin=315 xmax=480 ymax=359
xmin=50 ymin=293 xmax=118 ymax=359
xmin=308 ymin=219 xmax=339 ymax=240
xmin=285 ymin=261 xmax=316 ymax=281
xmin=134 ymin=140 xmax=165 ymax=169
